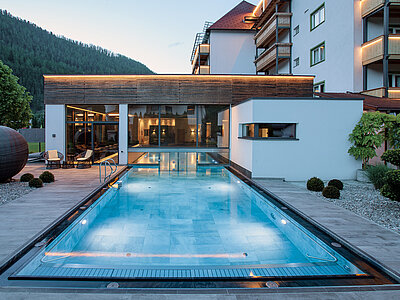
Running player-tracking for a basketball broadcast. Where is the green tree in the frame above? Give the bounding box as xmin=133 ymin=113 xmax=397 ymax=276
xmin=385 ymin=114 xmax=400 ymax=149
xmin=0 ymin=60 xmax=32 ymax=129
xmin=348 ymin=112 xmax=386 ymax=168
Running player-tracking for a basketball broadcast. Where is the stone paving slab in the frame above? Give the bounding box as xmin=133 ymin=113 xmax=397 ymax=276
xmin=0 ymin=163 xmax=107 ymax=265
xmin=254 ymin=179 xmax=400 ymax=278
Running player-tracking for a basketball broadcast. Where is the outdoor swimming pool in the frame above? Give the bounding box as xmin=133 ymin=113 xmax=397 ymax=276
xmin=14 ymin=165 xmax=367 ymax=280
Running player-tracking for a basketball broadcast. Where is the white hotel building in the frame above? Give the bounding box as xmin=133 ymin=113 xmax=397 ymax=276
xmin=191 ymin=0 xmax=400 ymax=109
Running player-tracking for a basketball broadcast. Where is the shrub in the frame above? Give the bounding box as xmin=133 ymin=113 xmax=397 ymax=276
xmin=381 ymin=149 xmax=400 ymax=168
xmin=307 ymin=177 xmax=324 ymax=192
xmin=381 ymin=184 xmax=396 ymax=200
xmin=328 ymin=179 xmax=344 ymax=190
xmin=29 ymin=178 xmax=43 ymax=188
xmin=322 ymin=186 xmax=340 ymax=199
xmin=365 ymin=164 xmax=392 ymax=190
xmin=39 ymin=171 xmax=55 ymax=183
xmin=380 ymin=170 xmax=400 ymax=201
xmin=20 ymin=173 xmax=34 ymax=182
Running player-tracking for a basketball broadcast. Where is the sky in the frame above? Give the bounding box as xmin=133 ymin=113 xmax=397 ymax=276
xmin=0 ymin=0 xmax=259 ymax=74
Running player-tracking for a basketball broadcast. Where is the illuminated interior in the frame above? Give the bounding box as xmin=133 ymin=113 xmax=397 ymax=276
xmin=128 ymin=105 xmax=230 ymax=148
xmin=66 ymin=105 xmax=119 ymax=163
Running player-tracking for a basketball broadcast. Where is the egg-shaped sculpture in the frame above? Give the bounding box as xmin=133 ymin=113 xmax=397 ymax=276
xmin=0 ymin=126 xmax=29 ymax=182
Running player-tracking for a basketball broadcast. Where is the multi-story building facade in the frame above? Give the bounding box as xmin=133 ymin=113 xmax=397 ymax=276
xmin=191 ymin=1 xmax=257 ymax=75
xmin=191 ymin=0 xmax=400 ymax=105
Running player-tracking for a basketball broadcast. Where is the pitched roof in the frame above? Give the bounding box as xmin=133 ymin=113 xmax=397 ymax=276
xmin=316 ymin=92 xmax=400 ymax=111
xmin=208 ymin=1 xmax=256 ymax=31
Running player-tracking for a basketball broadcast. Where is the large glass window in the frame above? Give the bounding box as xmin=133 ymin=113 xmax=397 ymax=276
xmin=160 ymin=105 xmax=196 ymax=147
xmin=198 ymin=105 xmax=229 ymax=148
xmin=128 ymin=105 xmax=159 ymax=147
xmin=66 ymin=105 xmax=119 ymax=163
xmin=128 ymin=105 xmax=230 ymax=148
xmin=240 ymin=123 xmax=297 ymax=139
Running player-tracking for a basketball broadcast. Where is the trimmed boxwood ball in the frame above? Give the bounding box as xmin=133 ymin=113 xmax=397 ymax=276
xmin=39 ymin=171 xmax=55 ymax=183
xmin=322 ymin=186 xmax=340 ymax=199
xmin=328 ymin=179 xmax=344 ymax=190
xmin=20 ymin=173 xmax=34 ymax=182
xmin=307 ymin=177 xmax=324 ymax=192
xmin=29 ymin=178 xmax=43 ymax=188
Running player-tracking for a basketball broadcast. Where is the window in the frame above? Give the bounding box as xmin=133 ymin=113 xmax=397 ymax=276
xmin=311 ymin=4 xmax=325 ymax=30
xmin=294 ymin=57 xmax=300 ymax=68
xmin=313 ymin=81 xmax=325 ymax=92
xmin=128 ymin=105 xmax=230 ymax=148
xmin=389 ymin=74 xmax=400 ymax=87
xmin=240 ymin=123 xmax=297 ymax=139
xmin=294 ymin=25 xmax=300 ymax=36
xmin=310 ymin=42 xmax=325 ymax=66
xmin=66 ymin=105 xmax=119 ymax=164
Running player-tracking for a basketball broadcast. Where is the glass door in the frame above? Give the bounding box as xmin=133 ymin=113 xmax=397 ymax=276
xmin=92 ymin=123 xmax=119 ymax=163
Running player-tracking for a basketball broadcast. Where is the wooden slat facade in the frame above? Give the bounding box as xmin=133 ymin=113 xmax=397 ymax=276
xmin=44 ymin=75 xmax=314 ymax=106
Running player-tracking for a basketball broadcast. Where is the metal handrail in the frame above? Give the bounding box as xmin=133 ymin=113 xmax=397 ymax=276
xmin=99 ymin=158 xmax=117 ymax=183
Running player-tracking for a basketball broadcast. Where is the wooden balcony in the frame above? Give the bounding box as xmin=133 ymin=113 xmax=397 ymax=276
xmin=191 ymin=44 xmax=210 ymax=74
xmin=362 ymin=35 xmax=400 ymax=65
xmin=254 ymin=43 xmax=291 ymax=72
xmin=362 ymin=87 xmax=400 ymax=98
xmin=191 ymin=44 xmax=210 ymax=65
xmin=193 ymin=66 xmax=210 ymax=75
xmin=254 ymin=12 xmax=292 ymax=48
xmin=361 ymin=0 xmax=400 ymax=17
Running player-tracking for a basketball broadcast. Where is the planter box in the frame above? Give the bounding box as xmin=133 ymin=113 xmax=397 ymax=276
xmin=356 ymin=169 xmax=371 ymax=183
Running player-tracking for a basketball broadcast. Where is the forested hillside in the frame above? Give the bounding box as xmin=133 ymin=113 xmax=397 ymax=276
xmin=0 ymin=10 xmax=154 ymax=115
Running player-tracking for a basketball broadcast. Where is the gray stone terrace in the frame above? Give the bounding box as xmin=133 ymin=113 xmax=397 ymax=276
xmin=0 ymin=163 xmax=106 ymax=263
xmin=0 ymin=167 xmax=399 ymax=299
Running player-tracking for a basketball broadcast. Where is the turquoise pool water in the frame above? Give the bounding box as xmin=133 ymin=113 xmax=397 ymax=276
xmin=17 ymin=165 xmax=365 ymax=279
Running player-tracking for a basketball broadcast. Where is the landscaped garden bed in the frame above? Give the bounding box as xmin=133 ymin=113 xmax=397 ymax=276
xmin=304 ymin=181 xmax=400 ymax=234
xmin=0 ymin=181 xmax=33 ymax=206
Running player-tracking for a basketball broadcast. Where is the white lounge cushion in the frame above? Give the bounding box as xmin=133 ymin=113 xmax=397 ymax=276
xmin=48 ymin=150 xmax=58 ymax=160
xmin=77 ymin=158 xmax=87 ymax=161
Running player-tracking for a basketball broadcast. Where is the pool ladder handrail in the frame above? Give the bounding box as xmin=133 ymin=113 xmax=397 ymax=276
xmin=99 ymin=158 xmax=117 ymax=183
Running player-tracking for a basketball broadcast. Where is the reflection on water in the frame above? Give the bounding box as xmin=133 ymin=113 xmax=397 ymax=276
xmin=133 ymin=152 xmax=222 ymax=171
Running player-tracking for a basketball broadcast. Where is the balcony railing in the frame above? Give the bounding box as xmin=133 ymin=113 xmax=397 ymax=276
xmin=191 ymin=44 xmax=210 ymax=65
xmin=254 ymin=43 xmax=291 ymax=72
xmin=361 ymin=0 xmax=400 ymax=17
xmin=362 ymin=34 xmax=400 ymax=65
xmin=193 ymin=66 xmax=210 ymax=75
xmin=362 ymin=87 xmax=400 ymax=98
xmin=254 ymin=12 xmax=292 ymax=48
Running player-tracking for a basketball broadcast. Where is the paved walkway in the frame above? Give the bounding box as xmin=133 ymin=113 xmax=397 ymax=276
xmin=0 ymin=163 xmax=107 ymax=264
xmin=254 ymin=179 xmax=400 ymax=277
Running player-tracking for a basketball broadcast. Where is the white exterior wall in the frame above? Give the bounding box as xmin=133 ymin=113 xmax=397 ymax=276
xmin=45 ymin=105 xmax=65 ymax=155
xmin=209 ymin=31 xmax=256 ymax=74
xmin=230 ymin=100 xmax=253 ymax=172
xmin=231 ymin=99 xmax=363 ymax=181
xmin=291 ymin=0 xmax=363 ymax=93
xmin=119 ymin=104 xmax=128 ymax=165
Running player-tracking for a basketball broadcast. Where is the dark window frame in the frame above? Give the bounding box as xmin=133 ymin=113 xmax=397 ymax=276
xmin=239 ymin=123 xmax=298 ymax=140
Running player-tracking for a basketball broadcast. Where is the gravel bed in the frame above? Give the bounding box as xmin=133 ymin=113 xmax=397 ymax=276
xmin=304 ymin=181 xmax=400 ymax=234
xmin=0 ymin=181 xmax=34 ymax=206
